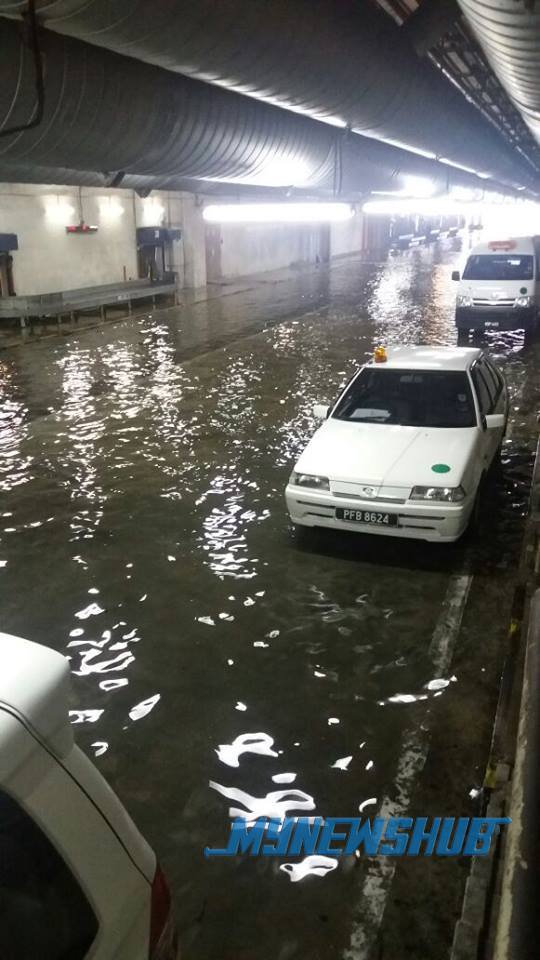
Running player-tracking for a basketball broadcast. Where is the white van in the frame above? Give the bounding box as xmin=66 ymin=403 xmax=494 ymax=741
xmin=0 ymin=632 xmax=179 ymax=960
xmin=452 ymin=236 xmax=540 ymax=335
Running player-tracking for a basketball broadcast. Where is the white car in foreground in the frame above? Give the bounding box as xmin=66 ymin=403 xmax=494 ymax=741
xmin=286 ymin=346 xmax=507 ymax=542
xmin=0 ymin=632 xmax=178 ymax=960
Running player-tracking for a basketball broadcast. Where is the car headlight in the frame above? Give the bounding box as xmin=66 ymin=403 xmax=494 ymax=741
xmin=514 ymin=295 xmax=535 ymax=308
xmin=291 ymin=472 xmax=330 ymax=490
xmin=410 ymin=485 xmax=466 ymax=502
xmin=457 ymin=295 xmax=473 ymax=307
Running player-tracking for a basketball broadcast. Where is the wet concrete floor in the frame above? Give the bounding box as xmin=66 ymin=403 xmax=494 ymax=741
xmin=0 ymin=241 xmax=538 ymax=959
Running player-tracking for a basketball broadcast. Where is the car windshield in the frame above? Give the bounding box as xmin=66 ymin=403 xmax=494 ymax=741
xmin=463 ymin=254 xmax=534 ymax=281
xmin=332 ymin=368 xmax=476 ymax=428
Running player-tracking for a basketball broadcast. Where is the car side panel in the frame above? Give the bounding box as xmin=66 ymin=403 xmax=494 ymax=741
xmin=0 ymin=710 xmax=152 ymax=959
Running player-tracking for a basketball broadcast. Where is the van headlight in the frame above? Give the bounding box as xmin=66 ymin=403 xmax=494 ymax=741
xmin=291 ymin=472 xmax=330 ymax=490
xmin=410 ymin=486 xmax=466 ymax=502
xmin=457 ymin=295 xmax=473 ymax=307
xmin=514 ymin=295 xmax=535 ymax=308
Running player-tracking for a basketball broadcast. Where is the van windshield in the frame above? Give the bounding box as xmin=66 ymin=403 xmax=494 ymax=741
xmin=463 ymin=254 xmax=534 ymax=281
xmin=332 ymin=369 xmax=476 ymax=428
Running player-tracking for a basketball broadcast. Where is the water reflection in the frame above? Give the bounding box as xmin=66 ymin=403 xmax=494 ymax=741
xmin=0 ymin=245 xmax=536 ymax=959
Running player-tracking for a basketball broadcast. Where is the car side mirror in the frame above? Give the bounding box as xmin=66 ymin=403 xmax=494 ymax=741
xmin=484 ymin=413 xmax=505 ymax=430
xmin=313 ymin=403 xmax=330 ymax=420
xmin=451 ymin=270 xmax=460 ymax=281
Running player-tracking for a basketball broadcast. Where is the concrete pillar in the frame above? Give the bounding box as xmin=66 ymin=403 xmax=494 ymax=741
xmin=180 ymin=193 xmax=207 ymax=289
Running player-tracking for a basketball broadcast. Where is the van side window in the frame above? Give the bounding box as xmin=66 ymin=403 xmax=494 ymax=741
xmin=0 ymin=790 xmax=98 ymax=960
xmin=471 ymin=365 xmax=493 ymax=415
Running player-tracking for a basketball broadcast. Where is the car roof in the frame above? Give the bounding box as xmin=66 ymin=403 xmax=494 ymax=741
xmin=365 ymin=345 xmax=482 ymax=372
xmin=0 ymin=633 xmax=74 ymax=758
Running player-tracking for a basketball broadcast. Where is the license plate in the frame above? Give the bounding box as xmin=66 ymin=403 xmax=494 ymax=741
xmin=336 ymin=508 xmax=398 ymax=526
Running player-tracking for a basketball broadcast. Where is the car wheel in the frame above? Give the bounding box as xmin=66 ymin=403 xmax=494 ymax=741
xmin=457 ymin=328 xmax=469 ymax=346
xmin=467 ymin=476 xmax=486 ymax=538
xmin=524 ymin=317 xmax=540 ymax=345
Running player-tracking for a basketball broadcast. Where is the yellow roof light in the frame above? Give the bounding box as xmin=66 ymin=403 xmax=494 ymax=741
xmin=374 ymin=346 xmax=387 ymax=363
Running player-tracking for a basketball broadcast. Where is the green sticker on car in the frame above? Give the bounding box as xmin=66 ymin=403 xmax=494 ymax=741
xmin=432 ymin=463 xmax=451 ymax=474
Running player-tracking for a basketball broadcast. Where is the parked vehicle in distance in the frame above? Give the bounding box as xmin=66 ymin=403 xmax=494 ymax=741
xmin=0 ymin=632 xmax=178 ymax=960
xmin=285 ymin=346 xmax=507 ymax=543
xmin=452 ymin=236 xmax=540 ymax=336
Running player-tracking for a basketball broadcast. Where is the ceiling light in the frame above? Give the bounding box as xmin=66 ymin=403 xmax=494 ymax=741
xmin=202 ymin=203 xmax=355 ymax=223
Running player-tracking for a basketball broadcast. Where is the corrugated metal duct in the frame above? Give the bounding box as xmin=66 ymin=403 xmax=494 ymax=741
xmin=0 ymin=0 xmax=538 ymax=191
xmin=0 ymin=19 xmax=526 ymax=196
xmin=456 ymin=0 xmax=540 ymax=146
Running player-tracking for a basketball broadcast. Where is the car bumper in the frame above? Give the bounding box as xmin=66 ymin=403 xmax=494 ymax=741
xmin=285 ymin=486 xmax=473 ymax=542
xmin=455 ymin=305 xmax=536 ymax=331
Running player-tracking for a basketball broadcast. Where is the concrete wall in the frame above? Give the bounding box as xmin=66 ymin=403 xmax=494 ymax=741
xmin=0 ymin=184 xmax=196 ymax=296
xmin=0 ymin=184 xmax=138 ymax=296
xmin=216 ymin=222 xmax=331 ymax=281
xmin=0 ymin=184 xmax=368 ymax=296
xmin=330 ymin=207 xmax=365 ymax=258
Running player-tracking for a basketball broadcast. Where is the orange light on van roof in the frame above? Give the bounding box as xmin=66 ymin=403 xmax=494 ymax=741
xmin=374 ymin=346 xmax=387 ymax=363
xmin=488 ymin=239 xmax=516 ymax=251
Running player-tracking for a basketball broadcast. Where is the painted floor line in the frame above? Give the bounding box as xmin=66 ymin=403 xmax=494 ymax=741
xmin=344 ymin=571 xmax=473 ymax=960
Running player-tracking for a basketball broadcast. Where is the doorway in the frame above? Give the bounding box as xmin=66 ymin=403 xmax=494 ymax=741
xmin=0 ymin=253 xmax=15 ymax=297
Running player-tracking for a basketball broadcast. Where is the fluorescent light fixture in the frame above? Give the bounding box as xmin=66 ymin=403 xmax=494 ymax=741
xmin=203 ymin=203 xmax=355 ymax=223
xmin=362 ymin=193 xmax=540 ymax=224
xmin=362 ymin=197 xmax=462 ymax=216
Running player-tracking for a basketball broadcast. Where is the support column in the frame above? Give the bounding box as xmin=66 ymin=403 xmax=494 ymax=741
xmin=180 ymin=192 xmax=207 ymax=289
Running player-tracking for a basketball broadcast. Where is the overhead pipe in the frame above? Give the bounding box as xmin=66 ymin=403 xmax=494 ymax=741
xmin=456 ymin=0 xmax=540 ymax=147
xmin=0 ymin=20 xmax=526 ymax=198
xmin=0 ymin=0 xmax=538 ymax=191
xmin=0 ymin=0 xmax=44 ymax=138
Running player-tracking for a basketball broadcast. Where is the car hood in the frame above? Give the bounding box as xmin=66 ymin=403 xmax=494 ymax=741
xmin=295 ymin=420 xmax=477 ymax=489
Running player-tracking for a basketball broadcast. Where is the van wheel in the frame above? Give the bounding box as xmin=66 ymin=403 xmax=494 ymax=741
xmin=457 ymin=328 xmax=468 ymax=345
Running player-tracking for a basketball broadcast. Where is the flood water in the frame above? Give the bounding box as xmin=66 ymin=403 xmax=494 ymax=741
xmin=0 ymin=241 xmax=538 ymax=959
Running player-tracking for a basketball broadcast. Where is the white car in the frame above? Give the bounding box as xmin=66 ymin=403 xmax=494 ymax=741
xmin=286 ymin=346 xmax=507 ymax=542
xmin=0 ymin=632 xmax=178 ymax=960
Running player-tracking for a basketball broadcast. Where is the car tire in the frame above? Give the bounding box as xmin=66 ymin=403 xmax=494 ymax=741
xmin=467 ymin=475 xmax=486 ymax=539
xmin=456 ymin=328 xmax=469 ymax=345
xmin=524 ymin=316 xmax=540 ymax=345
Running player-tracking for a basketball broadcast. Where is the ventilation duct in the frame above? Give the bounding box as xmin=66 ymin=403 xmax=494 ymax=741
xmin=456 ymin=0 xmax=540 ymax=146
xmin=1 ymin=19 xmax=529 ymax=197
xmin=0 ymin=0 xmax=538 ymax=192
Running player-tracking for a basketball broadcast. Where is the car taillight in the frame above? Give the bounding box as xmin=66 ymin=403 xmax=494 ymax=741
xmin=149 ymin=863 xmax=178 ymax=959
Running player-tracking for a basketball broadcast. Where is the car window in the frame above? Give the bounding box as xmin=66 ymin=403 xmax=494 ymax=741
xmin=486 ymin=361 xmax=504 ymax=393
xmin=481 ymin=361 xmax=501 ymax=404
xmin=0 ymin=790 xmax=98 ymax=960
xmin=332 ymin=369 xmax=476 ymax=428
xmin=463 ymin=254 xmax=533 ymax=281
xmin=471 ymin=365 xmax=493 ymax=415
